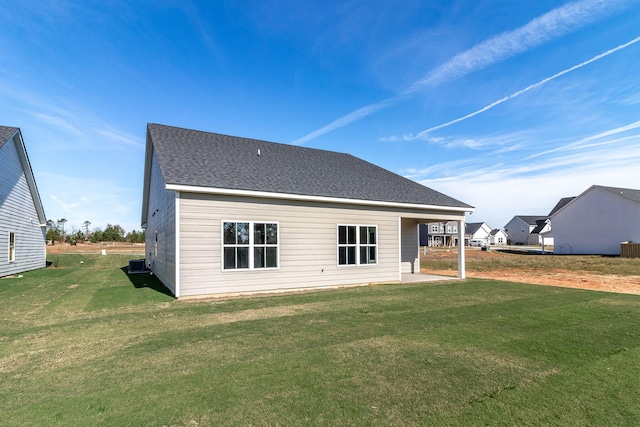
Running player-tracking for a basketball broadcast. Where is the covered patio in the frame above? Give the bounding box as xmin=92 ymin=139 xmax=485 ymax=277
xmin=400 ymin=272 xmax=457 ymax=283
xmin=400 ymin=215 xmax=468 ymax=282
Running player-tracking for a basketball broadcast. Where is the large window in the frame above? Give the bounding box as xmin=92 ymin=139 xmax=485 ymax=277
xmin=338 ymin=225 xmax=377 ymax=266
xmin=8 ymin=232 xmax=15 ymax=262
xmin=223 ymin=221 xmax=278 ymax=270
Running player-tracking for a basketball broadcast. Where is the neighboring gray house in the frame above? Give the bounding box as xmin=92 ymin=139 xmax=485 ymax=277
xmin=0 ymin=126 xmax=47 ymax=277
xmin=141 ymin=124 xmax=474 ymax=298
xmin=504 ymin=215 xmax=547 ymax=245
xmin=549 ymin=185 xmax=640 ymax=255
xmin=419 ymin=221 xmax=459 ymax=247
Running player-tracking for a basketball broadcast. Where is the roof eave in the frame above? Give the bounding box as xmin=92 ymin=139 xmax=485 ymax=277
xmin=165 ymin=183 xmax=475 ymax=214
xmin=9 ymin=129 xmax=47 ymax=225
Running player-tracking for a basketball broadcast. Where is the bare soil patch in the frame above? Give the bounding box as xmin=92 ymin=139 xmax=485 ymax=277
xmin=422 ymin=248 xmax=640 ymax=295
xmin=47 ymin=242 xmax=145 ymax=255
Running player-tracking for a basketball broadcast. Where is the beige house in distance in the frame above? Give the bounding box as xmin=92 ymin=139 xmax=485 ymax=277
xmin=141 ymin=124 xmax=474 ymax=298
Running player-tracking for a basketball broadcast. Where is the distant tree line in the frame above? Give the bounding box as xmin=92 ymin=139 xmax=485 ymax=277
xmin=46 ymin=219 xmax=145 ymax=245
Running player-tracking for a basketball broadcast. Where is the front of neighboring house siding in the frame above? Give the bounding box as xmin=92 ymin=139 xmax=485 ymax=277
xmin=144 ymin=149 xmax=176 ymax=294
xmin=553 ymin=187 xmax=640 ymax=255
xmin=0 ymin=136 xmax=45 ymax=276
xmin=177 ymin=193 xmax=449 ymax=297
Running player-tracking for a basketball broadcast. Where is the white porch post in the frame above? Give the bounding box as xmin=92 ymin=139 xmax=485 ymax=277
xmin=458 ymin=219 xmax=466 ymax=279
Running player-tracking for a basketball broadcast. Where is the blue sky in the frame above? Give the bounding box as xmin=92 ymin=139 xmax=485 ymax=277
xmin=2 ymin=0 xmax=639 ymax=233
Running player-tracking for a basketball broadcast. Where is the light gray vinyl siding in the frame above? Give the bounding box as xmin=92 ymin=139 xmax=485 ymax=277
xmin=0 ymin=135 xmax=46 ymax=276
xmin=400 ymin=218 xmax=419 ymax=274
xmin=177 ymin=193 xmax=463 ymax=297
xmin=553 ymin=187 xmax=640 ymax=255
xmin=144 ymin=149 xmax=177 ymax=294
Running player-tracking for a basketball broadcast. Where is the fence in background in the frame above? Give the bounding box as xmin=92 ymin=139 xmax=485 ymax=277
xmin=620 ymin=242 xmax=640 ymax=258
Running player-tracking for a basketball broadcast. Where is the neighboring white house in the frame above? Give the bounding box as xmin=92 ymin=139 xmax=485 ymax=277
xmin=141 ymin=124 xmax=474 ymax=298
xmin=538 ymin=196 xmax=575 ymax=250
xmin=465 ymin=222 xmax=492 ymax=246
xmin=549 ymin=185 xmax=640 ymax=255
xmin=0 ymin=126 xmax=47 ymax=277
xmin=489 ymin=229 xmax=508 ymax=246
xmin=504 ymin=215 xmax=547 ymax=245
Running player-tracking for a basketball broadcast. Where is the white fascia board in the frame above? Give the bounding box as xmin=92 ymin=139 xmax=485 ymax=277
xmin=166 ymin=184 xmax=475 ymax=214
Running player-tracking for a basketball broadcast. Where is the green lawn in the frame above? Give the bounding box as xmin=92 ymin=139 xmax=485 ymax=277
xmin=1 ymin=254 xmax=639 ymax=426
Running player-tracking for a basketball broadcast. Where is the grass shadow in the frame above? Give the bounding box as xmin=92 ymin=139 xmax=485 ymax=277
xmin=119 ymin=266 xmax=174 ymax=298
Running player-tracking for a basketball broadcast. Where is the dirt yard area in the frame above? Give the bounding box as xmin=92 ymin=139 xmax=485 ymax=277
xmin=422 ymin=248 xmax=640 ymax=296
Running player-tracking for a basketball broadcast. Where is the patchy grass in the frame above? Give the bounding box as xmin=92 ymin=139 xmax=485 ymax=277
xmin=1 ymin=254 xmax=639 ymax=425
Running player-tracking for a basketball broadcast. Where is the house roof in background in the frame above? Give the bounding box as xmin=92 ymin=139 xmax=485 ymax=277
xmin=548 ymin=197 xmax=576 ymax=216
xmin=0 ymin=126 xmax=46 ymax=224
xmin=0 ymin=126 xmax=19 ymax=149
xmin=548 ymin=185 xmax=640 ymax=219
xmin=531 ymin=219 xmax=549 ymax=234
xmin=597 ymin=185 xmax=640 ymax=206
xmin=146 ymin=123 xmax=474 ymax=210
xmin=512 ymin=215 xmax=547 ymax=226
xmin=465 ymin=222 xmax=487 ymax=235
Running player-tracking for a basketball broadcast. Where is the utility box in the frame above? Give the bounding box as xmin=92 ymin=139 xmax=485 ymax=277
xmin=128 ymin=259 xmax=146 ymax=274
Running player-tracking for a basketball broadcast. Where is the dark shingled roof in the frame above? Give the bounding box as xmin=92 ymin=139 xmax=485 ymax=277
xmin=597 ymin=185 xmax=640 ymax=206
xmin=465 ymin=222 xmax=486 ymax=235
xmin=0 ymin=126 xmax=18 ymax=148
xmin=147 ymin=124 xmax=473 ymax=209
xmin=548 ymin=197 xmax=576 ymax=216
xmin=515 ymin=215 xmax=547 ymax=226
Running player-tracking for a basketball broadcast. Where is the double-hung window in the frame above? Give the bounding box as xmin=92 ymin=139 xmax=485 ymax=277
xmin=8 ymin=232 xmax=15 ymax=263
xmin=338 ymin=225 xmax=377 ymax=266
xmin=223 ymin=221 xmax=278 ymax=270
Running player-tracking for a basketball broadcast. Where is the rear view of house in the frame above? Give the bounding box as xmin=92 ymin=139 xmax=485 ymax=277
xmin=0 ymin=126 xmax=47 ymax=277
xmin=550 ymin=185 xmax=640 ymax=255
xmin=504 ymin=215 xmax=547 ymax=245
xmin=142 ymin=124 xmax=474 ymax=298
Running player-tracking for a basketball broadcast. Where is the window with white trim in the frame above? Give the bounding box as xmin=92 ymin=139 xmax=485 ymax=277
xmin=154 ymin=231 xmax=158 ymax=257
xmin=338 ymin=225 xmax=377 ymax=266
xmin=8 ymin=232 xmax=15 ymax=262
xmin=223 ymin=221 xmax=278 ymax=270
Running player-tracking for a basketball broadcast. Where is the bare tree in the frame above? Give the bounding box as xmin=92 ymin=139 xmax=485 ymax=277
xmin=83 ymin=220 xmax=91 ymax=241
xmin=57 ymin=218 xmax=67 ymax=243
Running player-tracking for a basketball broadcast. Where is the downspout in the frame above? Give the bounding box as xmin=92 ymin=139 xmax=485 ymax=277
xmin=398 ymin=217 xmax=402 ymax=282
xmin=174 ymin=192 xmax=181 ymax=298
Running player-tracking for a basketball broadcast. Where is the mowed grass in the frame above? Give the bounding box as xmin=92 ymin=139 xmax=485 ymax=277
xmin=1 ymin=255 xmax=640 ymax=426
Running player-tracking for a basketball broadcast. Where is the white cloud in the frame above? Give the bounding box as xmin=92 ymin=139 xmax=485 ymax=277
xmin=291 ymin=97 xmax=400 ymax=145
xmin=402 ymin=36 xmax=640 ymax=140
xmin=409 ymin=0 xmax=626 ymax=89
xmin=413 ymin=124 xmax=640 ymax=228
xmin=95 ymin=127 xmax=143 ymax=148
xmin=292 ymin=0 xmax=629 ymax=144
xmin=528 ymin=118 xmax=640 ymax=158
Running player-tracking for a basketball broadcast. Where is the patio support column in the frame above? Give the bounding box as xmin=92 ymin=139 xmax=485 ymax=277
xmin=458 ymin=219 xmax=466 ymax=279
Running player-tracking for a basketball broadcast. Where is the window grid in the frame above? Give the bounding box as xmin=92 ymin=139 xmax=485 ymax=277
xmin=223 ymin=221 xmax=278 ymax=271
xmin=338 ymin=225 xmax=377 ymax=266
xmin=8 ymin=232 xmax=15 ymax=262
